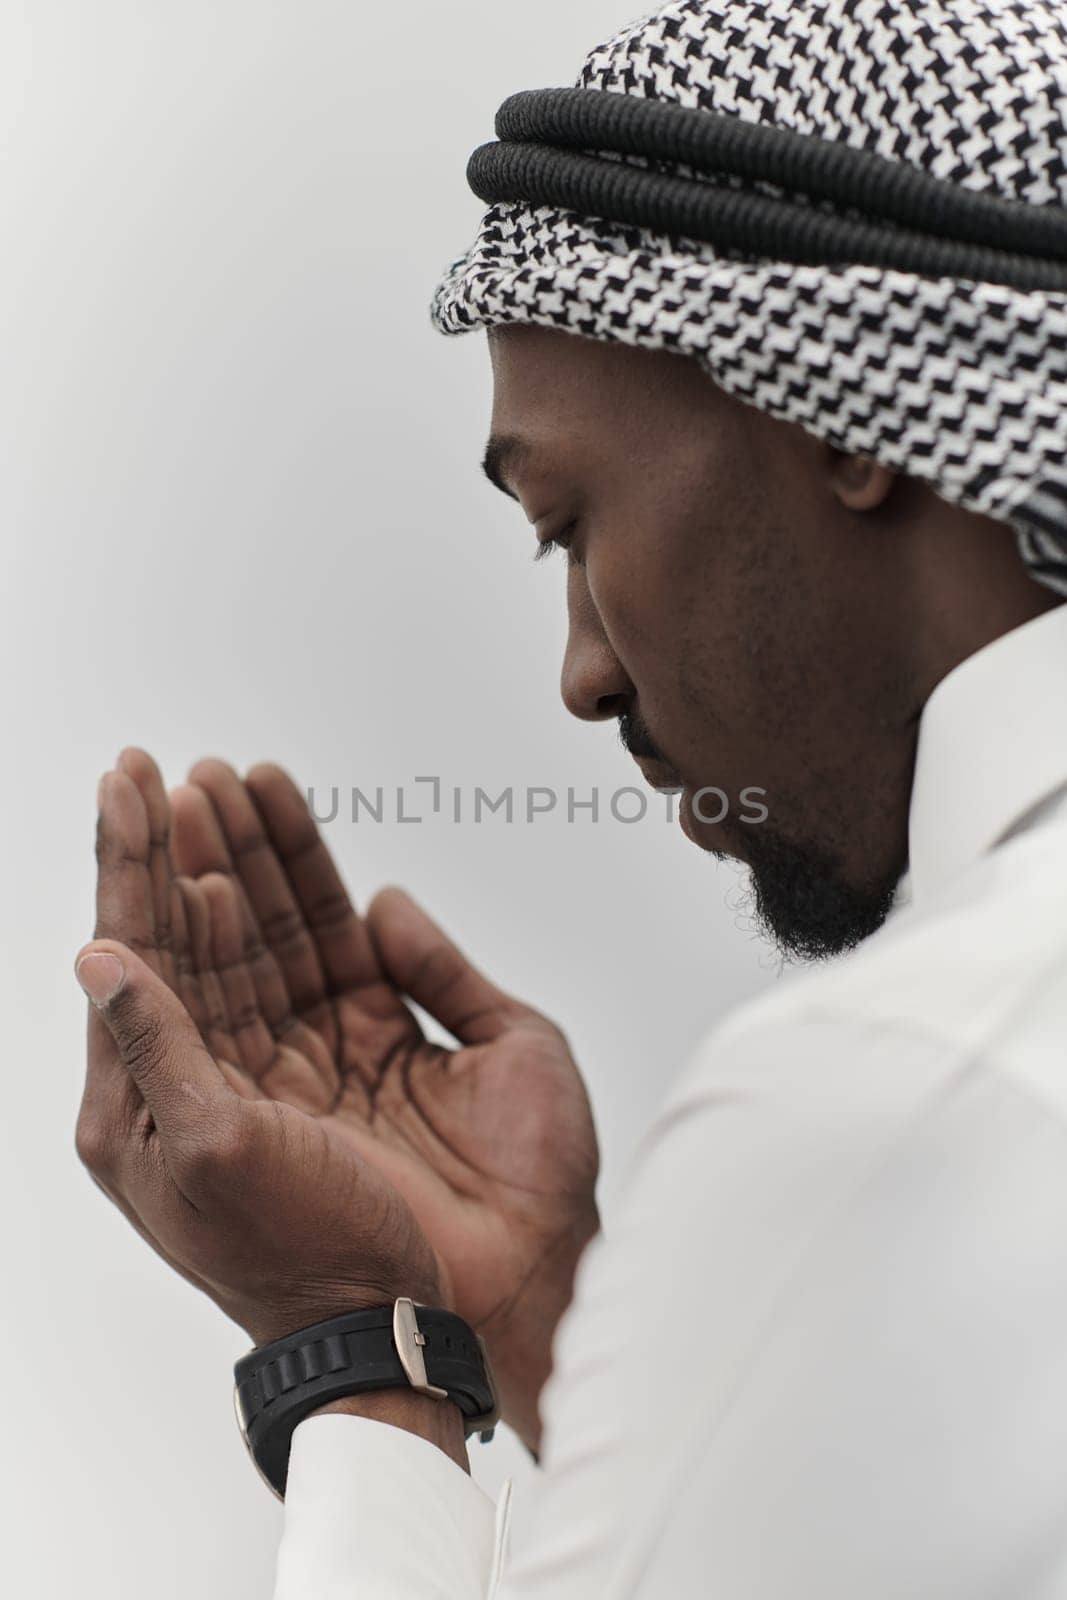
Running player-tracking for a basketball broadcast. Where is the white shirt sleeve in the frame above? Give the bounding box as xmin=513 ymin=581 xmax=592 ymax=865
xmin=274 ymin=1412 xmax=508 ymax=1599
xmin=273 ymin=1011 xmax=1067 ymax=1599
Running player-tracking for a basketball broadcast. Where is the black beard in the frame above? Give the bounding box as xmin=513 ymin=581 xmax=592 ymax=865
xmin=728 ymin=824 xmax=904 ymax=963
xmin=617 ymin=707 xmax=667 ymax=764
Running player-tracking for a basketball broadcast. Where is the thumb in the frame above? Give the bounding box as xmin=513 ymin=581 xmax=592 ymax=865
xmin=366 ymin=886 xmax=528 ymax=1046
xmin=75 ymin=939 xmax=232 ymax=1137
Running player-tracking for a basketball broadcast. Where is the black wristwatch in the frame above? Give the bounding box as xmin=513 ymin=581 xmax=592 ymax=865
xmin=233 ymin=1298 xmax=500 ymax=1499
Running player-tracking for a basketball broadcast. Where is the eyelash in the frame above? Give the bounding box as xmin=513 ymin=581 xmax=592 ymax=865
xmin=534 ymin=521 xmax=582 ymax=567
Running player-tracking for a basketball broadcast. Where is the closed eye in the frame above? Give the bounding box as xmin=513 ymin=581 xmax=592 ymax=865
xmin=534 ymin=522 xmax=581 ymax=566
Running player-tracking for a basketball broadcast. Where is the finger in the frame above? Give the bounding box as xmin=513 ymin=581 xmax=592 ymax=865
xmin=94 ymin=770 xmax=164 ymax=972
xmin=244 ymin=762 xmax=385 ymax=996
xmin=169 ymin=780 xmax=233 ymax=878
xmin=81 ymin=767 xmax=156 ymax=1154
xmin=177 ymin=850 xmax=339 ymax=1107
xmin=78 ymin=1000 xmax=145 ymax=1163
xmin=198 ymin=872 xmax=281 ymax=1084
xmin=172 ymin=784 xmax=289 ymax=1040
xmin=74 ymin=939 xmax=236 ymax=1146
xmin=174 ymin=877 xmax=265 ymax=1103
xmin=366 ymin=887 xmax=525 ymax=1046
xmin=183 ymin=760 xmax=329 ymax=1013
xmin=116 ymin=748 xmax=178 ymax=991
xmin=177 ymin=876 xmax=242 ymax=1068
xmin=170 ymin=871 xmax=201 ymax=1024
xmin=221 ymin=873 xmax=343 ymax=1096
xmin=222 ymin=870 xmax=298 ymax=1041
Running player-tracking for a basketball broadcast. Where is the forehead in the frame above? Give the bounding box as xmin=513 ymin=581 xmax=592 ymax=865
xmin=487 ymin=323 xmax=701 ymax=440
xmin=486 ymin=324 xmax=750 ymax=494
xmin=487 ymin=323 xmax=599 ymax=401
xmin=485 ymin=348 xmax=635 ymax=500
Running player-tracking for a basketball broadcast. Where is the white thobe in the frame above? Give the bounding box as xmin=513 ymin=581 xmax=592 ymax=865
xmin=275 ymin=603 xmax=1067 ymax=1599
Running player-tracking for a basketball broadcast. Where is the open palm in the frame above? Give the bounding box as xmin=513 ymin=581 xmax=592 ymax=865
xmin=139 ymin=752 xmax=600 ymax=1448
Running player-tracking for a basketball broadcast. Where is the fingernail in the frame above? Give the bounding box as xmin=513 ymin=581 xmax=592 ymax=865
xmin=76 ymin=951 xmax=126 ymax=1006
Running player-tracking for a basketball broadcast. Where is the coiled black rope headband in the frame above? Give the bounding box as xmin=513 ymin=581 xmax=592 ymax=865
xmin=466 ymin=87 xmax=1067 ymax=291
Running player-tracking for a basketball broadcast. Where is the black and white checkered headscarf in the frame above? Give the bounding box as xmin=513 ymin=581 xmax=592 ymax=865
xmin=430 ymin=0 xmax=1067 ymax=598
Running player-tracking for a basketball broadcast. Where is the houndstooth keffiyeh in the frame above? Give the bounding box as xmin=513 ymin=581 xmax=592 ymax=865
xmin=430 ymin=0 xmax=1067 ymax=598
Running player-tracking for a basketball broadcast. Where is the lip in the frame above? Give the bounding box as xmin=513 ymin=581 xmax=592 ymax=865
xmin=633 ymin=757 xmax=685 ymax=794
xmin=633 ymin=762 xmax=710 ymax=850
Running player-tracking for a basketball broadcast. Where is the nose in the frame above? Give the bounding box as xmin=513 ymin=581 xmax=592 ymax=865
xmin=560 ymin=572 xmax=633 ymax=723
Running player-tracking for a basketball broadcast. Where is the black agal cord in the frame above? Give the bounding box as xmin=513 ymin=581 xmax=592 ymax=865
xmin=466 ymin=87 xmax=1067 ymax=290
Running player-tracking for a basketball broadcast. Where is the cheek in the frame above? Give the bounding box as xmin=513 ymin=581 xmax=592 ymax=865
xmin=585 ymin=524 xmax=685 ymax=667
xmin=585 ymin=503 xmax=800 ymax=778
xmin=586 ymin=516 xmax=718 ymax=720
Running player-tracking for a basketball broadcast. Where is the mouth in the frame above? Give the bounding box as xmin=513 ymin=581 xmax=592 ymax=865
xmin=633 ymin=759 xmax=724 ymax=854
xmin=633 ymin=757 xmax=685 ymax=794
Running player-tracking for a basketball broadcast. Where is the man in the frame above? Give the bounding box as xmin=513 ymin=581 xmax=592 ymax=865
xmin=74 ymin=1 xmax=1067 ymax=1594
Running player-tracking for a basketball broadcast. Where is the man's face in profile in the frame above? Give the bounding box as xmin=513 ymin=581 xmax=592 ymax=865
xmin=483 ymin=321 xmax=920 ymax=962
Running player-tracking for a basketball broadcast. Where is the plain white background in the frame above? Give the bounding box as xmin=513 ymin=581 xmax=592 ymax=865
xmin=2 ymin=4 xmax=783 ymax=1594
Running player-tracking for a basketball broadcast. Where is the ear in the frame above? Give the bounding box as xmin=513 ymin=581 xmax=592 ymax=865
xmin=827 ymin=448 xmax=895 ymax=512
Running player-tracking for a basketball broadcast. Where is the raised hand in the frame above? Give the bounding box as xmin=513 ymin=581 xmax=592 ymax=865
xmin=78 ymin=750 xmax=601 ymax=1454
xmin=74 ymin=756 xmax=444 ymax=1354
xmin=168 ymin=756 xmax=601 ymax=1454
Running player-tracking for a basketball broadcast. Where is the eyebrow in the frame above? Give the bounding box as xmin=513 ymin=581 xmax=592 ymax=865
xmin=480 ymin=434 xmax=528 ymax=501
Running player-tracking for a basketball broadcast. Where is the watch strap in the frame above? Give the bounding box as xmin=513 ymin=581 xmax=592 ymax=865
xmin=233 ymin=1300 xmax=498 ymax=1499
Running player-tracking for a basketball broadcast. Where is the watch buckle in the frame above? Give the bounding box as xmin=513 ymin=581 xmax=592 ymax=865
xmin=393 ymin=1297 xmax=449 ymax=1401
xmin=393 ymin=1299 xmax=500 ymax=1443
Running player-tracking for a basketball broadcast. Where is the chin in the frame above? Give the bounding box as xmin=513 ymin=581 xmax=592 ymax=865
xmin=679 ymin=790 xmax=744 ymax=859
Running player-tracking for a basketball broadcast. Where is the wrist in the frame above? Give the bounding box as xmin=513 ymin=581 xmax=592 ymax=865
xmin=234 ymin=1301 xmax=492 ymax=1496
xmin=311 ymin=1388 xmax=470 ymax=1473
xmin=240 ymin=1276 xmax=450 ymax=1350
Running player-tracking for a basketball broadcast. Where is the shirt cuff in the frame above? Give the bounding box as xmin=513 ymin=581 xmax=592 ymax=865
xmin=273 ymin=1413 xmax=507 ymax=1600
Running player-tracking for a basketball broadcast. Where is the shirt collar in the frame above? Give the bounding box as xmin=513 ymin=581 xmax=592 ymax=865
xmin=906 ymin=601 xmax=1067 ymax=908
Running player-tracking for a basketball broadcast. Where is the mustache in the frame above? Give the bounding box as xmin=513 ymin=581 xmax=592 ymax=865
xmin=617 ymin=708 xmax=669 ymax=765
